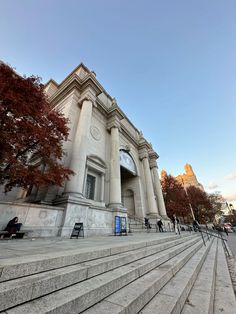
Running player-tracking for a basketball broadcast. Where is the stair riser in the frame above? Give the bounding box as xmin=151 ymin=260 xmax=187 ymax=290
xmin=212 ymin=241 xmax=236 ymax=313
xmin=0 ymin=237 xmax=198 ymax=312
xmin=4 ymin=239 xmax=202 ymax=314
xmin=171 ymin=244 xmax=212 ymax=314
xmin=181 ymin=240 xmax=217 ymax=314
xmin=86 ymin=236 xmax=196 ymax=278
xmin=0 ymin=235 xmax=191 ymax=282
xmin=121 ymin=243 xmax=205 ymax=314
xmin=84 ymin=241 xmax=205 ymax=314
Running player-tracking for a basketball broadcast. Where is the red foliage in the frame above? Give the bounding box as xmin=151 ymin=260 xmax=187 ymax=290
xmin=186 ymin=186 xmax=214 ymax=223
xmin=161 ymin=173 xmax=190 ymax=222
xmin=0 ymin=63 xmax=74 ymax=192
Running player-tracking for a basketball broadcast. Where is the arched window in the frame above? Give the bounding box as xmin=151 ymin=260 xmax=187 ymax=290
xmin=120 ymin=150 xmax=137 ymax=175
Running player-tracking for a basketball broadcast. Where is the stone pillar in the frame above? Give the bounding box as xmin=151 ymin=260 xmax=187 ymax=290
xmin=141 ymin=152 xmax=159 ymax=217
xmin=151 ymin=163 xmax=168 ymax=218
xmin=42 ymin=91 xmax=80 ymax=203
xmin=64 ymin=97 xmax=94 ymax=197
xmin=109 ymin=125 xmax=122 ymax=207
xmin=100 ymin=174 xmax=105 ymax=202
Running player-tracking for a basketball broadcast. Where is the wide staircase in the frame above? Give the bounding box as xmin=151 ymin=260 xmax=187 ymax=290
xmin=0 ymin=232 xmax=235 ymax=313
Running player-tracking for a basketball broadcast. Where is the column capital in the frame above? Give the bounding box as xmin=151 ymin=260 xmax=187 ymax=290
xmin=149 ymin=159 xmax=158 ymax=169
xmin=78 ymin=95 xmax=97 ymax=108
xmin=148 ymin=149 xmax=159 ymax=160
xmin=107 ymin=114 xmax=121 ymax=131
xmin=139 ymin=149 xmax=149 ymax=161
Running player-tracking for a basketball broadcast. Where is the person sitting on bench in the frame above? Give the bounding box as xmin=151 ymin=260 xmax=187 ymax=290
xmin=4 ymin=217 xmax=22 ymax=236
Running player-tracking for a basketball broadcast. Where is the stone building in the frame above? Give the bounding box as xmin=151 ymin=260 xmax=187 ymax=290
xmin=176 ymin=164 xmax=204 ymax=191
xmin=0 ymin=63 xmax=168 ymax=237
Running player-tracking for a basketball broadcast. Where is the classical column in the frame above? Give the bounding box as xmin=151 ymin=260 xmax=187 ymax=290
xmin=43 ymin=91 xmax=80 ymax=203
xmin=62 ymin=91 xmax=81 ymax=167
xmin=100 ymin=174 xmax=105 ymax=202
xmin=151 ymin=163 xmax=168 ymax=218
xmin=64 ymin=97 xmax=94 ymax=197
xmin=141 ymin=152 xmax=159 ymax=217
xmin=109 ymin=124 xmax=122 ymax=207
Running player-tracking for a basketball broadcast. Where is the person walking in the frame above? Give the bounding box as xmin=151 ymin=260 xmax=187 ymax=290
xmin=224 ymin=226 xmax=229 ymax=236
xmin=192 ymin=220 xmax=199 ymax=232
xmin=157 ymin=219 xmax=164 ymax=232
xmin=144 ymin=217 xmax=151 ymax=232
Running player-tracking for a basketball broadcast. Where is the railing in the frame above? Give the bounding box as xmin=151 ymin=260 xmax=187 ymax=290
xmin=128 ymin=215 xmax=159 ymax=233
xmin=197 ymin=226 xmax=230 ymax=256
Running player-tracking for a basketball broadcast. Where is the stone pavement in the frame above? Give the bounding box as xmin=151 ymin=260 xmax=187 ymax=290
xmin=0 ymin=232 xmax=179 ymax=260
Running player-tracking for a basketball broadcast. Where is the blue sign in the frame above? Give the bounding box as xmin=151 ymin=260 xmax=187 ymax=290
xmin=115 ymin=216 xmax=127 ymax=235
xmin=115 ymin=216 xmax=121 ymax=234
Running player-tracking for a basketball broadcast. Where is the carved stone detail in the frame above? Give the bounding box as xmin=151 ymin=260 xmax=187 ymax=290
xmin=90 ymin=125 xmax=101 ymax=141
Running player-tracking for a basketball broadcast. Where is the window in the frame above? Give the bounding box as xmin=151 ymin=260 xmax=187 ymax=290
xmin=85 ymin=155 xmax=106 ymax=202
xmin=85 ymin=174 xmax=96 ymax=200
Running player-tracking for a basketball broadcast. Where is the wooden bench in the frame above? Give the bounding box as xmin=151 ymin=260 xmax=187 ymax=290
xmin=0 ymin=231 xmax=26 ymax=239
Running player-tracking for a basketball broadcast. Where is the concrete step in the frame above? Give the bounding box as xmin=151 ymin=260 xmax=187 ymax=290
xmin=83 ymin=238 xmax=208 ymax=314
xmin=1 ymin=236 xmax=202 ymax=313
xmin=0 ymin=235 xmax=197 ymax=311
xmin=139 ymin=238 xmax=215 ymax=314
xmin=0 ymin=234 xmax=191 ymax=282
xmin=214 ymin=239 xmax=236 ymax=313
xmin=181 ymin=238 xmax=218 ymax=314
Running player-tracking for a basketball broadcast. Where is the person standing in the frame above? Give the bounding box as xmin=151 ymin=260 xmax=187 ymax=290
xmin=172 ymin=215 xmax=180 ymax=235
xmin=192 ymin=220 xmax=199 ymax=232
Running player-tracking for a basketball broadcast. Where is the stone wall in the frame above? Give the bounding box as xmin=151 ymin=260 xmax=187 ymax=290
xmin=0 ymin=202 xmax=64 ymax=237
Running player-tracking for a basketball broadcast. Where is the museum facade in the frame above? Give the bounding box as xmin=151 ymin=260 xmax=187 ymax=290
xmin=0 ymin=64 xmax=168 ymax=237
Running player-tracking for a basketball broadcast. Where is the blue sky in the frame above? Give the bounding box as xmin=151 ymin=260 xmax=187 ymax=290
xmin=1 ymin=0 xmax=235 ymax=204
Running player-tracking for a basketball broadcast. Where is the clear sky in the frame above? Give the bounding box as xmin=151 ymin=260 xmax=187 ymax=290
xmin=1 ymin=0 xmax=235 ymax=205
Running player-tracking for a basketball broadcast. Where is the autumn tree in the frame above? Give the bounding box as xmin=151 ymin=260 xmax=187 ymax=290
xmin=186 ymin=186 xmax=213 ymax=223
xmin=0 ymin=63 xmax=73 ymax=192
xmin=208 ymin=192 xmax=225 ymax=222
xmin=161 ymin=172 xmax=190 ymax=222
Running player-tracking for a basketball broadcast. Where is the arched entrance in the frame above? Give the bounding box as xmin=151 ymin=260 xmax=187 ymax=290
xmin=122 ymin=189 xmax=135 ymax=217
xmin=120 ymin=150 xmax=137 ymax=217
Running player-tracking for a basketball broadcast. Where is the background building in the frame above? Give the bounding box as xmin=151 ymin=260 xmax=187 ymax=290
xmin=176 ymin=164 xmax=204 ymax=191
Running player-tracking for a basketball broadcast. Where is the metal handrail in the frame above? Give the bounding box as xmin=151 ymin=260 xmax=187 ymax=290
xmin=198 ymin=227 xmax=230 ymax=256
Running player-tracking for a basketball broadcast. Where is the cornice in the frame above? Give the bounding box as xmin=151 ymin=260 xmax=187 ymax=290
xmin=95 ymin=98 xmax=110 ymax=117
xmin=120 ymin=125 xmax=139 ymax=148
xmin=44 ymin=79 xmax=59 ymax=89
xmin=46 ymin=63 xmax=114 ymax=106
xmin=49 ymin=77 xmax=82 ymax=108
xmin=138 ymin=137 xmax=151 ymax=151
